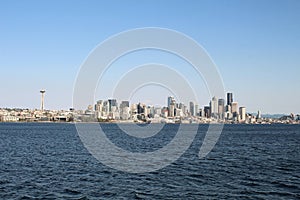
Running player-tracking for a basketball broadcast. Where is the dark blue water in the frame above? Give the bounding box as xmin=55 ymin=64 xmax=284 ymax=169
xmin=0 ymin=123 xmax=299 ymax=199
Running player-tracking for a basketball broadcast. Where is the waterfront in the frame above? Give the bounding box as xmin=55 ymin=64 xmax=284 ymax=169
xmin=0 ymin=123 xmax=299 ymax=199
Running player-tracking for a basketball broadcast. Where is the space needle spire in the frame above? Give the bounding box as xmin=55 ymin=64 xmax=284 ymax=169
xmin=40 ymin=90 xmax=46 ymax=111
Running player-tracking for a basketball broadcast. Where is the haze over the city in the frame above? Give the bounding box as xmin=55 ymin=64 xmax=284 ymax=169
xmin=0 ymin=0 xmax=299 ymax=114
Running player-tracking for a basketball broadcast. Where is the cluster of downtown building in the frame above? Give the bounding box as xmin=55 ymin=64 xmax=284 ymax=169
xmin=1 ymin=91 xmax=299 ymax=124
xmin=90 ymin=92 xmax=260 ymax=123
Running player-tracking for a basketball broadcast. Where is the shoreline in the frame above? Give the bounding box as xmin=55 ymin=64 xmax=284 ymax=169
xmin=0 ymin=121 xmax=299 ymax=125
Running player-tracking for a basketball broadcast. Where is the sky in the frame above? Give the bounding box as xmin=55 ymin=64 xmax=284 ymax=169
xmin=0 ymin=0 xmax=299 ymax=114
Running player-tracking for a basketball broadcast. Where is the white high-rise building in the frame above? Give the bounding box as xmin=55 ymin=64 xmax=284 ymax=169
xmin=95 ymin=100 xmax=104 ymax=118
xmin=168 ymin=97 xmax=176 ymax=117
xmin=210 ymin=96 xmax=218 ymax=118
xmin=195 ymin=104 xmax=199 ymax=116
xmin=231 ymin=102 xmax=238 ymax=117
xmin=226 ymin=104 xmax=231 ymax=113
xmin=130 ymin=104 xmax=137 ymax=118
xmin=239 ymin=107 xmax=246 ymax=121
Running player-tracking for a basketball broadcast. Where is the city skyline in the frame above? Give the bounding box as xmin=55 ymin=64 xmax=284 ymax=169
xmin=0 ymin=86 xmax=297 ymax=116
xmin=92 ymin=92 xmax=247 ymax=120
xmin=3 ymin=91 xmax=299 ymax=123
xmin=0 ymin=1 xmax=299 ymax=114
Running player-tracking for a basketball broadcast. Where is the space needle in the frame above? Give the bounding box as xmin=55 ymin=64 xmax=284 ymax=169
xmin=40 ymin=90 xmax=46 ymax=111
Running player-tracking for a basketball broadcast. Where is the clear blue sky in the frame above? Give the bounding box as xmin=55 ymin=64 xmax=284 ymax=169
xmin=0 ymin=0 xmax=299 ymax=114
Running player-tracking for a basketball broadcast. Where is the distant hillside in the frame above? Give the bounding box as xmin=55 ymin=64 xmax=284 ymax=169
xmin=249 ymin=113 xmax=286 ymax=119
xmin=261 ymin=114 xmax=287 ymax=119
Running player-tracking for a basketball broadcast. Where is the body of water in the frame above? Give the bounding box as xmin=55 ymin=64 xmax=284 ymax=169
xmin=0 ymin=123 xmax=299 ymax=199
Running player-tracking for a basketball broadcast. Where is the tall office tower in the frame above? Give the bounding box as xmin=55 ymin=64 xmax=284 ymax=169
xmin=148 ymin=105 xmax=155 ymax=117
xmin=95 ymin=100 xmax=103 ymax=118
xmin=95 ymin=100 xmax=103 ymax=111
xmin=169 ymin=103 xmax=175 ymax=117
xmin=210 ymin=96 xmax=218 ymax=118
xmin=120 ymin=106 xmax=130 ymax=120
xmin=167 ymin=96 xmax=176 ymax=116
xmin=40 ymin=90 xmax=45 ymax=111
xmin=103 ymin=100 xmax=109 ymax=113
xmin=239 ymin=107 xmax=246 ymax=121
xmin=119 ymin=101 xmax=130 ymax=120
xmin=167 ymin=96 xmax=175 ymax=108
xmin=256 ymin=110 xmax=261 ymax=119
xmin=227 ymin=92 xmax=233 ymax=106
xmin=108 ymin=99 xmax=117 ymax=112
xmin=189 ymin=101 xmax=195 ymax=116
xmin=137 ymin=103 xmax=144 ymax=114
xmin=195 ymin=104 xmax=199 ymax=116
xmin=231 ymin=102 xmax=238 ymax=117
xmin=204 ymin=106 xmax=211 ymax=118
xmin=218 ymin=98 xmax=225 ymax=119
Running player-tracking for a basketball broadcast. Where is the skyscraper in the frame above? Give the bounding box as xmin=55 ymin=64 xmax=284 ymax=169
xmin=167 ymin=96 xmax=175 ymax=108
xmin=95 ymin=100 xmax=103 ymax=110
xmin=137 ymin=103 xmax=144 ymax=114
xmin=239 ymin=107 xmax=246 ymax=121
xmin=169 ymin=103 xmax=175 ymax=117
xmin=218 ymin=99 xmax=225 ymax=119
xmin=227 ymin=92 xmax=233 ymax=106
xmin=103 ymin=100 xmax=109 ymax=113
xmin=210 ymin=96 xmax=218 ymax=118
xmin=189 ymin=101 xmax=195 ymax=116
xmin=204 ymin=106 xmax=211 ymax=118
xmin=108 ymin=99 xmax=117 ymax=112
xmin=231 ymin=102 xmax=238 ymax=118
xmin=195 ymin=104 xmax=199 ymax=116
xmin=167 ymin=96 xmax=176 ymax=117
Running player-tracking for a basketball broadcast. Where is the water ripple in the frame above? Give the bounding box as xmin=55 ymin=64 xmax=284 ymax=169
xmin=0 ymin=123 xmax=299 ymax=199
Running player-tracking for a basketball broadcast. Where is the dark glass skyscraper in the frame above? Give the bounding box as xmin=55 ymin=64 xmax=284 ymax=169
xmin=137 ymin=103 xmax=144 ymax=114
xmin=204 ymin=106 xmax=211 ymax=118
xmin=227 ymin=92 xmax=233 ymax=106
xmin=108 ymin=99 xmax=117 ymax=112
